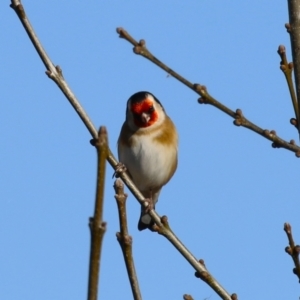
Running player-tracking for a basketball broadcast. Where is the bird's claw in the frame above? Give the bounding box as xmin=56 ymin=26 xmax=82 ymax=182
xmin=144 ymin=197 xmax=154 ymax=213
xmin=113 ymin=162 xmax=127 ymax=178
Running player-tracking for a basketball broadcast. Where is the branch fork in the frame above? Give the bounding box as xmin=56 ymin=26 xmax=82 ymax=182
xmin=118 ymin=27 xmax=300 ymax=156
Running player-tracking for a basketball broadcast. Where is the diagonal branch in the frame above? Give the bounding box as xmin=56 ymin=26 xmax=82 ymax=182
xmin=112 ymin=170 xmax=234 ymax=299
xmin=116 ymin=27 xmax=300 ymax=157
xmin=114 ymin=179 xmax=142 ymax=300
xmin=87 ymin=126 xmax=108 ymax=300
xmin=10 ymin=0 xmax=97 ymax=139
xmin=10 ymin=1 xmax=234 ymax=299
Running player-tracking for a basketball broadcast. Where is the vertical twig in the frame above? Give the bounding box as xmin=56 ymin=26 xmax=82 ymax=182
xmin=87 ymin=127 xmax=108 ymax=300
xmin=284 ymin=223 xmax=300 ymax=282
xmin=9 ymin=3 xmax=234 ymax=297
xmin=114 ymin=179 xmax=142 ymax=300
xmin=277 ymin=45 xmax=299 ymax=123
xmin=287 ymin=0 xmax=300 ymax=134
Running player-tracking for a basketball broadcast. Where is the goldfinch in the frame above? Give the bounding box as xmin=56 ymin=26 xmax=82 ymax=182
xmin=118 ymin=91 xmax=178 ymax=231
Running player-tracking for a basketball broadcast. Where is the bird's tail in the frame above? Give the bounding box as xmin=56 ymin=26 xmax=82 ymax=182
xmin=137 ymin=209 xmax=155 ymax=231
xmin=137 ymin=189 xmax=160 ymax=231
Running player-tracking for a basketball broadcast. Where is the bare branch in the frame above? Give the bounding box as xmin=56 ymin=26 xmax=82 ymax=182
xmin=284 ymin=223 xmax=300 ymax=281
xmin=10 ymin=0 xmax=97 ymax=139
xmin=114 ymin=179 xmax=142 ymax=300
xmin=113 ymin=166 xmax=232 ymax=299
xmin=277 ymin=45 xmax=298 ymax=124
xmin=116 ymin=27 xmax=300 ymax=157
xmin=287 ymin=0 xmax=300 ymax=134
xmin=151 ymin=217 xmax=238 ymax=299
xmin=87 ymin=126 xmax=108 ymax=300
xmin=10 ymin=2 xmax=234 ymax=298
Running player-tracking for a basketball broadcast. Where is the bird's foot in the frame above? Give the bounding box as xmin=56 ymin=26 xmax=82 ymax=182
xmin=144 ymin=197 xmax=155 ymax=213
xmin=113 ymin=162 xmax=127 ymax=178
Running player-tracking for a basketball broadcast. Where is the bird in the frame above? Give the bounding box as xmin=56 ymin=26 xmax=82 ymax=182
xmin=117 ymin=91 xmax=178 ymax=231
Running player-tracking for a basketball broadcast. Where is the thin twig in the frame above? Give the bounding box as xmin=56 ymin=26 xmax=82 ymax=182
xmin=113 ymin=172 xmax=233 ymax=299
xmin=287 ymin=0 xmax=300 ymax=135
xmin=87 ymin=126 xmax=108 ymax=300
xmin=283 ymin=223 xmax=300 ymax=282
xmin=116 ymin=27 xmax=300 ymax=157
xmin=277 ymin=45 xmax=299 ymax=124
xmin=152 ymin=219 xmax=238 ymax=299
xmin=114 ymin=179 xmax=142 ymax=300
xmin=10 ymin=0 xmax=97 ymax=139
xmin=10 ymin=2 xmax=233 ymax=299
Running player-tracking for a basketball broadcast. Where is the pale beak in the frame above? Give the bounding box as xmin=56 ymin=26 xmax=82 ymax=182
xmin=141 ymin=112 xmax=150 ymax=124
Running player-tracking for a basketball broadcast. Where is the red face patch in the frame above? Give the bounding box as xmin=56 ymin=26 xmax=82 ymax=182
xmin=131 ymin=99 xmax=158 ymax=127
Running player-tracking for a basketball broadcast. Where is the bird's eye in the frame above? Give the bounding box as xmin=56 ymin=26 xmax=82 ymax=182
xmin=148 ymin=106 xmax=154 ymax=113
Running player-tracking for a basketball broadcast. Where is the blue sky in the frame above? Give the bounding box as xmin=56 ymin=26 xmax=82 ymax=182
xmin=1 ymin=1 xmax=299 ymax=299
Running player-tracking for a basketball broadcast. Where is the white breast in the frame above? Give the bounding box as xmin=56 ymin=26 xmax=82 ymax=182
xmin=119 ymin=134 xmax=176 ymax=192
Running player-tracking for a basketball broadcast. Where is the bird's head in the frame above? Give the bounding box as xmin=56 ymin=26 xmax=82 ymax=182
xmin=126 ymin=91 xmax=165 ymax=129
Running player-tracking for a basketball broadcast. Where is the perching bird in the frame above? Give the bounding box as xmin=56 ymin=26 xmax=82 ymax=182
xmin=118 ymin=91 xmax=178 ymax=231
